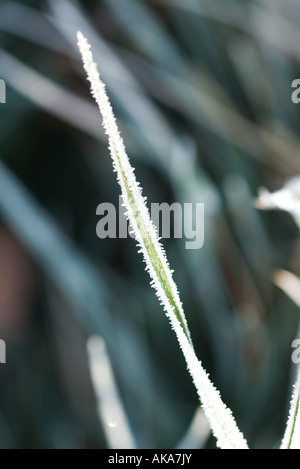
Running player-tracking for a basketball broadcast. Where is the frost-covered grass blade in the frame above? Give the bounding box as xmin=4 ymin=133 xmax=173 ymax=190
xmin=281 ymin=370 xmax=300 ymax=449
xmin=77 ymin=31 xmax=248 ymax=449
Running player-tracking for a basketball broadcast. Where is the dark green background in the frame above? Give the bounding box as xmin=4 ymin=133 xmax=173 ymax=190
xmin=0 ymin=0 xmax=299 ymax=449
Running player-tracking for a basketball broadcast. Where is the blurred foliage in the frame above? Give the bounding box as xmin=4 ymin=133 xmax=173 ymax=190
xmin=0 ymin=0 xmax=300 ymax=449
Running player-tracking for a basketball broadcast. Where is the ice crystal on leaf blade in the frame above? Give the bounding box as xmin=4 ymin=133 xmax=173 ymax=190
xmin=77 ymin=31 xmax=248 ymax=450
xmin=281 ymin=370 xmax=300 ymax=449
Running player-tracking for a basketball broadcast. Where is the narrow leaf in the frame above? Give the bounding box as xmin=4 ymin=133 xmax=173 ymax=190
xmin=77 ymin=31 xmax=248 ymax=449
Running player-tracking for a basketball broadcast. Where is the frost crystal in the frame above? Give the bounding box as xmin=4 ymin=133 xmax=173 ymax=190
xmin=281 ymin=370 xmax=300 ymax=449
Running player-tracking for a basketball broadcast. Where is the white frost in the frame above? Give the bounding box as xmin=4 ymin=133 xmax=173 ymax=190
xmin=281 ymin=369 xmax=300 ymax=449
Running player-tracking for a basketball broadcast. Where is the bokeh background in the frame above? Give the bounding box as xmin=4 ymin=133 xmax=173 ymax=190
xmin=0 ymin=0 xmax=300 ymax=449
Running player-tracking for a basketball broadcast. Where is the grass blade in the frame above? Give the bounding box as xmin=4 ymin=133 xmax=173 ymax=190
xmin=281 ymin=370 xmax=300 ymax=449
xmin=77 ymin=31 xmax=248 ymax=449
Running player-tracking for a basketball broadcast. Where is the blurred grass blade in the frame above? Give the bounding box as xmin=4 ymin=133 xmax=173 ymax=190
xmin=87 ymin=336 xmax=136 ymax=449
xmin=0 ymin=159 xmax=111 ymax=333
xmin=0 ymin=1 xmax=74 ymax=55
xmin=0 ymin=49 xmax=104 ymax=140
xmin=176 ymin=407 xmax=210 ymax=449
xmin=102 ymin=0 xmax=187 ymax=73
xmin=0 ymin=159 xmax=158 ymax=446
xmin=274 ymin=269 xmax=300 ymax=309
xmin=157 ymin=0 xmax=300 ymax=61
